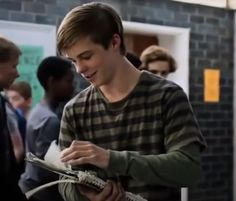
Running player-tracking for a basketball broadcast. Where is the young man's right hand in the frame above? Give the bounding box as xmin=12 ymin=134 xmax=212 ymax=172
xmin=78 ymin=180 xmax=126 ymax=201
xmin=60 ymin=140 xmax=110 ymax=169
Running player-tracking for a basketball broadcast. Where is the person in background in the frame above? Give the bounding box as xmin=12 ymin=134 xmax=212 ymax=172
xmin=140 ymin=45 xmax=177 ymax=78
xmin=4 ymin=98 xmax=25 ymax=179
xmin=5 ymin=100 xmax=24 ymax=163
xmin=57 ymin=2 xmax=207 ymax=201
xmin=19 ymin=56 xmax=74 ymax=201
xmin=6 ymin=80 xmax=32 ymax=119
xmin=5 ymin=81 xmax=32 ymax=145
xmin=5 ymin=81 xmax=32 ymax=176
xmin=0 ymin=36 xmax=28 ymax=200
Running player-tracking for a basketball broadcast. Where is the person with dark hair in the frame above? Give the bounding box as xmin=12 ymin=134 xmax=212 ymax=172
xmin=57 ymin=2 xmax=207 ymax=201
xmin=140 ymin=45 xmax=177 ymax=78
xmin=0 ymin=36 xmax=28 ymax=201
xmin=19 ymin=56 xmax=74 ymax=201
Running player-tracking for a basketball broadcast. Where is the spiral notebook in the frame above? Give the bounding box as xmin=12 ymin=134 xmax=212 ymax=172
xmin=25 ymin=141 xmax=147 ymax=201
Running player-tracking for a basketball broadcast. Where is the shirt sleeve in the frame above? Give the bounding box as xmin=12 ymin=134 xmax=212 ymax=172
xmin=162 ymin=86 xmax=207 ymax=152
xmin=108 ymin=143 xmax=202 ymax=187
xmin=107 ymin=86 xmax=207 ymax=187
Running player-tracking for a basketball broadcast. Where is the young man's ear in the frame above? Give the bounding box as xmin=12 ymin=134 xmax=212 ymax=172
xmin=111 ymin=34 xmax=121 ymax=51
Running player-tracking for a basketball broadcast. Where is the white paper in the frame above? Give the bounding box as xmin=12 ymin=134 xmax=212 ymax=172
xmin=44 ymin=140 xmax=68 ymax=170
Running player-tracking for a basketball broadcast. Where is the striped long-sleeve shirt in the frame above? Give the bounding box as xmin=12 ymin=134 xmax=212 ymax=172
xmin=59 ymin=71 xmax=207 ymax=201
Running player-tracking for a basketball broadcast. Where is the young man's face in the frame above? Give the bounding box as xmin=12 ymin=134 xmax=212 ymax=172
xmin=64 ymin=37 xmax=118 ymax=88
xmin=147 ymin=60 xmax=170 ymax=78
xmin=0 ymin=57 xmax=20 ymax=89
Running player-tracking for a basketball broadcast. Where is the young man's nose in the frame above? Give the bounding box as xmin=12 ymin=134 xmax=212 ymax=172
xmin=74 ymin=62 xmax=87 ymax=74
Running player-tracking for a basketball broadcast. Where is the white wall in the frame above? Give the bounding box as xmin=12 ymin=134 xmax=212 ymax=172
xmin=0 ymin=20 xmax=56 ymax=56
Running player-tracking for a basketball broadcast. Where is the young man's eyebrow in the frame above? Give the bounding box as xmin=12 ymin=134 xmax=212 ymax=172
xmin=78 ymin=50 xmax=92 ymax=58
xmin=66 ymin=50 xmax=92 ymax=62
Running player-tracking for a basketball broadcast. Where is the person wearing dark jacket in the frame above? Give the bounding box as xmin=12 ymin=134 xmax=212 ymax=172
xmin=0 ymin=36 xmax=28 ymax=200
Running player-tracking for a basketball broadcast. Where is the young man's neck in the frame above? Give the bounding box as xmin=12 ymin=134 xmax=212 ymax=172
xmin=99 ymin=58 xmax=142 ymax=103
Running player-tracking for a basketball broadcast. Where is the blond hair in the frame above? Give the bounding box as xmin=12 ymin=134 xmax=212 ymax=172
xmin=140 ymin=45 xmax=177 ymax=73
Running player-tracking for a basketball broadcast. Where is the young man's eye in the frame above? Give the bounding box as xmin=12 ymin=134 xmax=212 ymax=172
xmin=82 ymin=54 xmax=92 ymax=60
xmin=83 ymin=56 xmax=91 ymax=60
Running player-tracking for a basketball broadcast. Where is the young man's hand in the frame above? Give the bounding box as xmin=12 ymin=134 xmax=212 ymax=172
xmin=78 ymin=181 xmax=126 ymax=201
xmin=60 ymin=140 xmax=110 ymax=169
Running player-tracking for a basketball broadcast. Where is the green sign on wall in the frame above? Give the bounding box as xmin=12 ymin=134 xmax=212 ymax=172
xmin=17 ymin=45 xmax=44 ymax=107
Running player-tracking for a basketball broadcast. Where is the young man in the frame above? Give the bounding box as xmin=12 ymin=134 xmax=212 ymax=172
xmin=57 ymin=2 xmax=207 ymax=201
xmin=19 ymin=56 xmax=74 ymax=201
xmin=0 ymin=36 xmax=28 ymax=200
xmin=140 ymin=45 xmax=177 ymax=78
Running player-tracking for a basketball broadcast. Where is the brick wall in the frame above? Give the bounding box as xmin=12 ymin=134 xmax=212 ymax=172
xmin=0 ymin=0 xmax=234 ymax=200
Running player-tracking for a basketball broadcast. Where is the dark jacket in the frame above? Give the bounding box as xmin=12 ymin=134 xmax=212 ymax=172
xmin=0 ymin=93 xmax=28 ymax=201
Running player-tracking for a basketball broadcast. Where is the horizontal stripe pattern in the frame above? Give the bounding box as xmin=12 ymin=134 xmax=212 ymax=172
xmin=59 ymin=71 xmax=204 ymax=201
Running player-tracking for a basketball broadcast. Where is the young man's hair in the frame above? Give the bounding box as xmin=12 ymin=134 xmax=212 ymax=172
xmin=126 ymin=51 xmax=142 ymax=69
xmin=57 ymin=2 xmax=126 ymax=56
xmin=8 ymin=81 xmax=32 ymax=100
xmin=0 ymin=36 xmax=21 ymax=63
xmin=140 ymin=45 xmax=177 ymax=73
xmin=37 ymin=56 xmax=73 ymax=90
